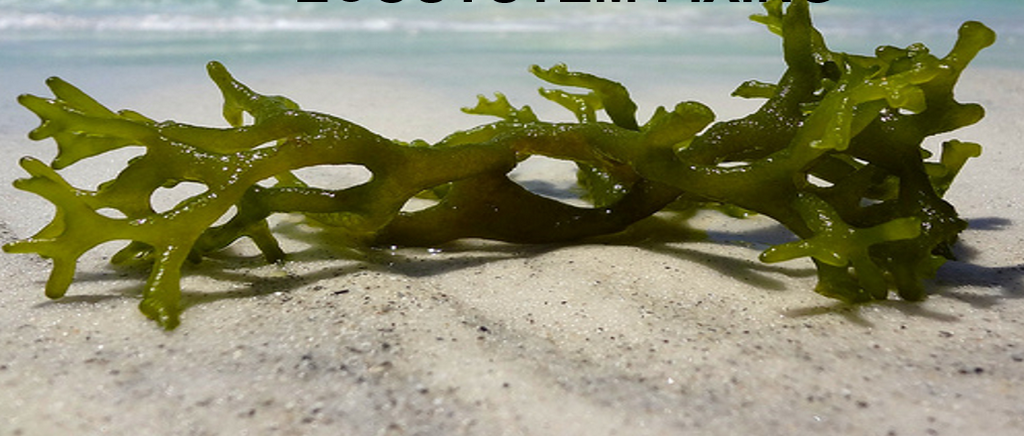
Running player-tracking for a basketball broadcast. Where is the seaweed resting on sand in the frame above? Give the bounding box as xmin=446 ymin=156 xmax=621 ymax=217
xmin=4 ymin=0 xmax=995 ymax=329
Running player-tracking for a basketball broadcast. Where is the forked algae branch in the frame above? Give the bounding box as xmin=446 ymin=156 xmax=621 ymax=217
xmin=4 ymin=0 xmax=995 ymax=329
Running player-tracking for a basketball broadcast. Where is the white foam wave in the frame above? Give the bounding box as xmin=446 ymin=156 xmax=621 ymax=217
xmin=0 ymin=4 xmax=753 ymax=35
xmin=1 ymin=1 xmax=1016 ymax=40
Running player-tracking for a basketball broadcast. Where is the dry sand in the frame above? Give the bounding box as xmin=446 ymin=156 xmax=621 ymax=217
xmin=0 ymin=62 xmax=1021 ymax=435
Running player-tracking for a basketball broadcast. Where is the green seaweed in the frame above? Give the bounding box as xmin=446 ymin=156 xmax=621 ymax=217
xmin=4 ymin=0 xmax=995 ymax=329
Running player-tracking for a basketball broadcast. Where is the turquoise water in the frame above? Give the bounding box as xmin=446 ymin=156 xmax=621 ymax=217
xmin=1 ymin=0 xmax=1019 ymax=69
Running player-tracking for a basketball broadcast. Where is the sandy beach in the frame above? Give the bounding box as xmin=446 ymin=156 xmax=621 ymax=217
xmin=1 ymin=49 xmax=1023 ymax=436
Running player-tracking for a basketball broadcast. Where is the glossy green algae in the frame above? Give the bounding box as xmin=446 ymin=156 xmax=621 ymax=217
xmin=4 ymin=0 xmax=994 ymax=329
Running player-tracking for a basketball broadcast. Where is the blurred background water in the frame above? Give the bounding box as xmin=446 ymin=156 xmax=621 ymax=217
xmin=1 ymin=0 xmax=1019 ymax=68
xmin=0 ymin=0 xmax=1019 ymax=137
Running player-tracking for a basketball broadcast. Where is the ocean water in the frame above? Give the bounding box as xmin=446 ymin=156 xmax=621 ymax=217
xmin=1 ymin=0 xmax=1017 ymax=146
xmin=0 ymin=0 xmax=1017 ymax=136
xmin=1 ymin=0 xmax=1020 ymax=68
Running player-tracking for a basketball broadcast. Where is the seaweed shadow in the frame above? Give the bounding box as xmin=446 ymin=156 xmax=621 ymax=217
xmin=592 ymin=212 xmax=815 ymax=292
xmin=781 ymin=300 xmax=962 ymax=327
xmin=29 ymin=212 xmax=1020 ymax=322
